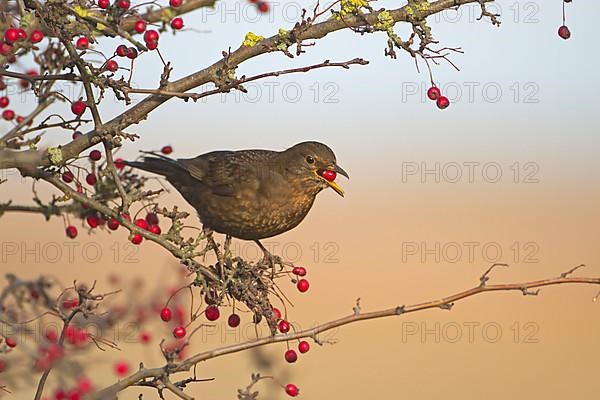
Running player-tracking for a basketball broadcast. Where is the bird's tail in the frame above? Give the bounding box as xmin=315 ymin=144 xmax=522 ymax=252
xmin=124 ymin=153 xmax=183 ymax=177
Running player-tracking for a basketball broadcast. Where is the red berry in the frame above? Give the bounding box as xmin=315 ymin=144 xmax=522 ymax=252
xmin=146 ymin=40 xmax=158 ymax=50
xmin=284 ymin=349 xmax=297 ymax=363
xmin=131 ymin=234 xmax=143 ymax=245
xmin=144 ymin=30 xmax=159 ymax=43
xmin=436 ymin=96 xmax=450 ymax=110
xmin=114 ymin=158 xmax=126 ymax=169
xmin=135 ymin=218 xmax=148 ymax=230
xmin=0 ymin=42 xmax=13 ymax=57
xmin=321 ymin=169 xmax=336 ymax=182
xmin=46 ymin=329 xmax=59 ymax=342
xmin=160 ymin=307 xmax=172 ymax=322
xmin=558 ymin=25 xmax=571 ymax=40
xmin=0 ymin=42 xmax=12 ymax=56
xmin=15 ymin=115 xmax=25 ymax=124
xmin=170 ymin=0 xmax=183 ymax=6
xmin=296 ymin=279 xmax=310 ymax=293
xmin=285 ymin=384 xmax=299 ymax=397
xmin=228 ymin=313 xmax=241 ymax=327
xmin=134 ymin=20 xmax=147 ymax=33
xmin=278 ymin=320 xmax=290 ymax=333
xmin=98 ymin=0 xmax=110 ymax=8
xmin=16 ymin=29 xmax=27 ymax=40
xmin=126 ymin=47 xmax=138 ymax=59
xmin=139 ymin=331 xmax=151 ymax=343
xmin=63 ymin=298 xmax=78 ymax=309
xmin=161 ymin=145 xmax=173 ymax=154
xmin=4 ymin=28 xmax=19 ymax=43
xmin=107 ymin=218 xmax=120 ymax=230
xmin=205 ymin=305 xmax=220 ymax=321
xmin=86 ymin=215 xmax=100 ymax=228
xmin=298 ymin=340 xmax=310 ymax=353
xmin=89 ymin=149 xmax=102 ymax=161
xmin=105 ymin=60 xmax=118 ymax=72
xmin=5 ymin=337 xmax=17 ymax=348
xmin=66 ymin=225 xmax=78 ymax=239
xmin=85 ymin=173 xmax=97 ymax=185
xmin=72 ymin=131 xmax=82 ymax=139
xmin=76 ymin=37 xmax=89 ymax=50
xmin=171 ymin=17 xmax=184 ymax=30
xmin=149 ymin=224 xmax=161 ymax=234
xmin=0 ymin=96 xmax=8 ymax=108
xmin=2 ymin=109 xmax=15 ymax=120
xmin=173 ymin=326 xmax=187 ymax=339
xmin=77 ymin=377 xmax=93 ymax=394
xmin=116 ymin=44 xmax=128 ymax=57
xmin=114 ymin=361 xmax=129 ymax=376
xmin=292 ymin=266 xmax=306 ymax=276
xmin=145 ymin=212 xmax=159 ymax=225
xmin=117 ymin=0 xmax=130 ymax=9
xmin=427 ymin=86 xmax=441 ymax=101
xmin=71 ymin=100 xmax=87 ymax=116
xmin=62 ymin=171 xmax=74 ymax=183
xmin=272 ymin=307 xmax=282 ymax=320
xmin=257 ymin=1 xmax=269 ymax=13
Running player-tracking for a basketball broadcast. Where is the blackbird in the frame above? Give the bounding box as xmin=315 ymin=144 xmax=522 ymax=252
xmin=125 ymin=141 xmax=348 ymax=243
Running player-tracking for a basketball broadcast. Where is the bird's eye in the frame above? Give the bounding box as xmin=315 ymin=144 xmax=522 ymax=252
xmin=305 ymin=156 xmax=315 ymax=164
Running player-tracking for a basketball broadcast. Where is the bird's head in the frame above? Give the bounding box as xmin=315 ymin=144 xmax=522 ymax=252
xmin=281 ymin=141 xmax=349 ymax=197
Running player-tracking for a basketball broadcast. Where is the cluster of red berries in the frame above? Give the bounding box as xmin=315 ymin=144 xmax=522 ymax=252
xmin=248 ymin=0 xmax=270 ymax=13
xmin=292 ymin=266 xmax=310 ymax=292
xmin=159 ymin=306 xmax=188 ymax=339
xmin=130 ymin=212 xmax=162 ymax=244
xmin=558 ymin=0 xmax=573 ymax=40
xmin=283 ymin=340 xmax=311 ymax=364
xmin=1 ymin=26 xmax=44 ymax=60
xmin=62 ymin=146 xmax=174 ymax=240
xmin=47 ymin=378 xmax=94 ymax=400
xmin=98 ymin=0 xmax=131 ymax=10
xmin=64 ymin=325 xmax=91 ymax=346
xmin=34 ymin=342 xmax=64 ymax=372
xmin=426 ymin=85 xmax=450 ymax=110
xmin=0 ymin=26 xmax=43 ymax=122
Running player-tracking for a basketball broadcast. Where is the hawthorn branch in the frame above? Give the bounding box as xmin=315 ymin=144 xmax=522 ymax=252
xmin=27 ymin=170 xmax=220 ymax=283
xmin=0 ymin=0 xmax=493 ymax=171
xmin=123 ymin=58 xmax=369 ymax=101
xmin=120 ymin=0 xmax=218 ymax=33
xmin=92 ymin=267 xmax=600 ymax=399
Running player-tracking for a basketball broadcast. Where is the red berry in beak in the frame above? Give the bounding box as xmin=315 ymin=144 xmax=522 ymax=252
xmin=321 ymin=169 xmax=336 ymax=182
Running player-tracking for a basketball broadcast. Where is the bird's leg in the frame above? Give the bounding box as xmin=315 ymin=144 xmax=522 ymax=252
xmin=223 ymin=235 xmax=233 ymax=269
xmin=255 ymin=240 xmax=284 ymax=276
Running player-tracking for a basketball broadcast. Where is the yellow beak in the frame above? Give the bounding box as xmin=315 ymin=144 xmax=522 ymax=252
xmin=314 ymin=166 xmax=347 ymax=197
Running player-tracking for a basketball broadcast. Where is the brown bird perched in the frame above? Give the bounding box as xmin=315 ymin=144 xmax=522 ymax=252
xmin=125 ymin=141 xmax=348 ymax=250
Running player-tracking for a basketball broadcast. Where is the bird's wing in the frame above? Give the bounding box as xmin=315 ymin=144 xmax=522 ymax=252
xmin=178 ymin=150 xmax=272 ymax=197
